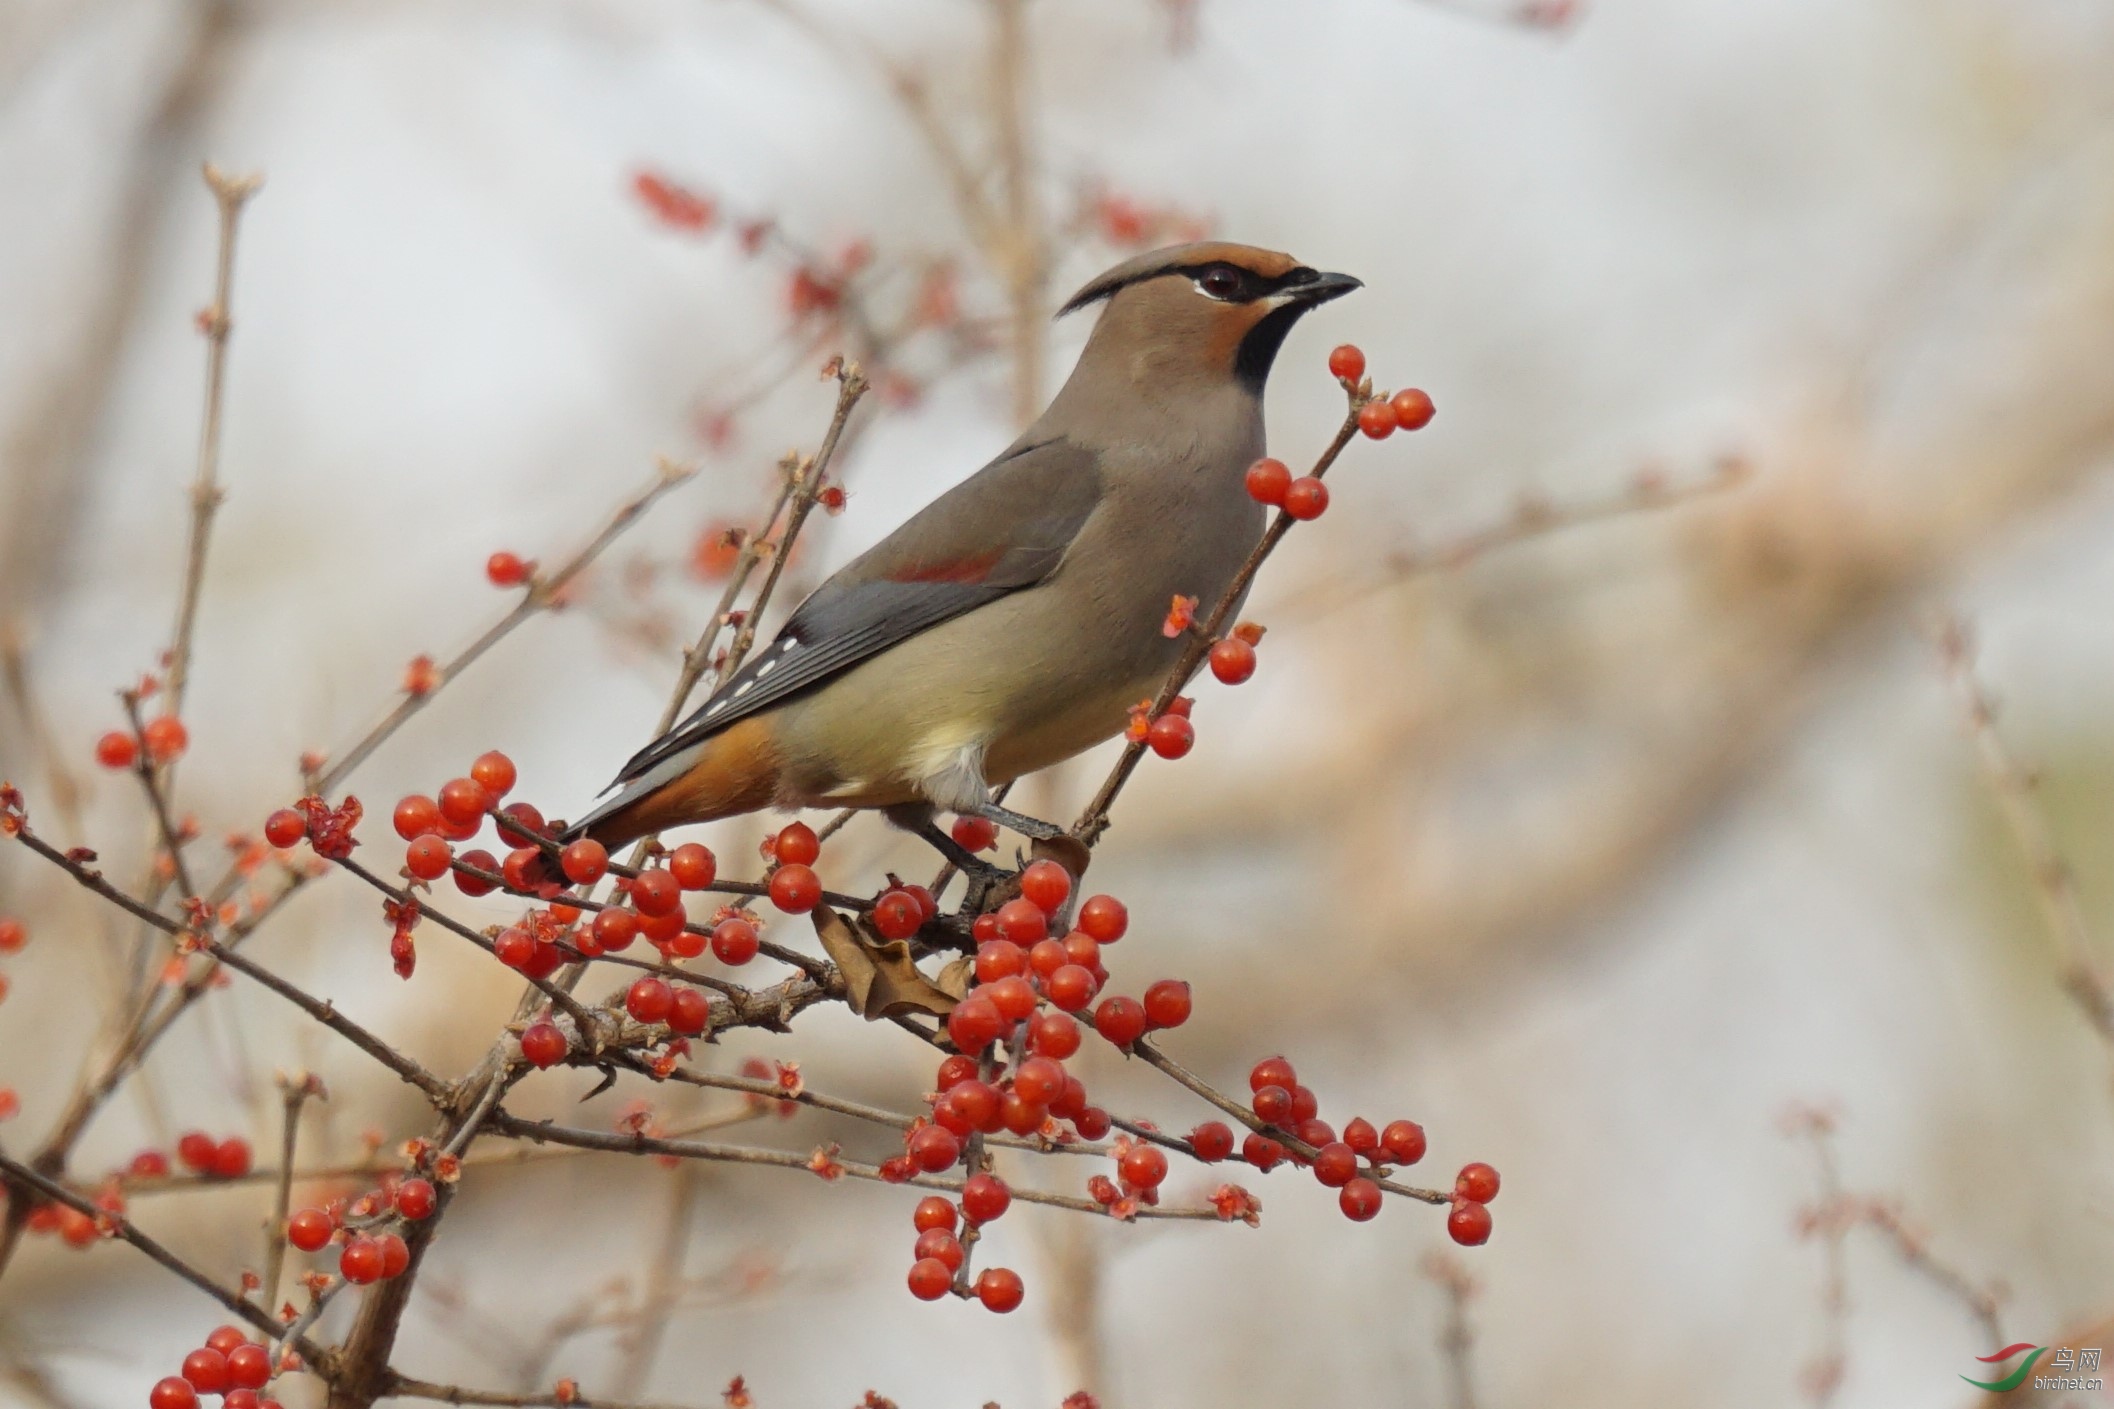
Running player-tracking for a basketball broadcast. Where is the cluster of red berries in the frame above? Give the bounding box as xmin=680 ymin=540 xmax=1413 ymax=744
xmin=0 ymin=915 xmax=23 ymax=1010
xmin=903 ymin=1187 xmax=1023 ymax=1311
xmin=174 ymin=1131 xmax=253 ymax=1179
xmin=20 ymin=1181 xmax=124 ymax=1248
xmin=148 ymin=1325 xmax=283 ymax=1409
xmin=1326 ymin=344 xmax=1436 ymax=440
xmin=94 ymin=716 xmax=189 ymax=770
xmin=282 ymin=1173 xmax=436 ymax=1287
xmin=1225 ymin=1054 xmax=1496 ymax=1243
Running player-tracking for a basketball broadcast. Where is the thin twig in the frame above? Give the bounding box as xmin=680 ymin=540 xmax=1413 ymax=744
xmin=1934 ymin=615 xmax=2114 ymax=1047
xmin=1421 ymin=1251 xmax=1481 ymax=1409
xmin=163 ymin=163 xmax=262 ymax=722
xmin=260 ymin=1072 xmax=321 ymax=1313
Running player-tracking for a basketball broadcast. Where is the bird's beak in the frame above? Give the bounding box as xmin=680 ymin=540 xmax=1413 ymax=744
xmin=1276 ymin=270 xmax=1363 ymax=308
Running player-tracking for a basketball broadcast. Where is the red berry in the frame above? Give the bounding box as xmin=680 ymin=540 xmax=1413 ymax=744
xmin=960 ymin=1171 xmax=1011 ymax=1223
xmin=392 ymin=795 xmax=440 ymax=842
xmin=176 ymin=1131 xmax=216 ymax=1173
xmin=388 ymin=1177 xmax=437 ymax=1222
xmin=1074 ymin=1106 xmax=1113 ymax=1140
xmin=1312 ymin=1142 xmax=1358 ymax=1188
xmin=994 ymin=897 xmax=1048 ymax=947
xmin=913 ymin=1227 xmax=964 ymax=1272
xmin=129 ymin=1149 xmax=169 ymax=1177
xmin=902 ymin=884 xmax=939 ymax=922
xmin=1019 ymin=860 xmax=1072 ymax=914
xmin=1030 ymin=1012 xmax=1081 ymax=1060
xmin=485 ymin=551 xmax=529 ymax=587
xmin=453 ymin=849 xmax=500 ymax=896
xmin=493 ymin=926 xmax=536 ymax=970
xmin=946 ymin=994 xmax=1005 ymax=1054
xmin=1343 ymin=1117 xmax=1379 ymax=1155
xmin=203 ymin=1326 xmax=248 ymax=1358
xmin=768 ymin=863 xmax=820 ymax=913
xmin=1252 ymin=1085 xmax=1293 ymax=1124
xmin=1000 ymin=1088 xmax=1046 ymax=1136
xmin=286 ymin=1207 xmax=333 ymax=1251
xmin=871 ymin=889 xmax=923 ymax=940
xmin=1249 ymin=1056 xmax=1297 ymax=1093
xmin=630 ymin=868 xmax=681 ymax=917
xmin=501 ymin=846 xmax=549 ymax=893
xmin=1447 ymin=1199 xmax=1493 ymax=1246
xmin=436 ymin=777 xmax=491 ymax=828
xmin=263 ymin=809 xmax=306 ymax=849
xmin=211 ymin=1137 xmax=252 ymax=1179
xmin=1027 ymin=938 xmax=1068 ymax=978
xmin=1339 ymin=1177 xmax=1383 ymax=1221
xmin=181 ymin=1349 xmax=228 ymax=1394
xmin=1290 ymin=1085 xmax=1320 ymax=1122
xmin=641 ymin=906 xmax=689 ymax=947
xmin=907 ymin=1256 xmax=952 ymax=1300
xmin=1190 ymin=1121 xmax=1235 ymax=1162
xmin=1380 ymin=1119 xmax=1426 ymax=1165
xmin=913 ymin=1196 xmax=957 ymax=1233
xmin=1282 ymin=477 xmax=1329 ymax=520
xmin=1142 ymin=979 xmax=1192 ymax=1029
xmin=984 ymin=974 xmax=1038 ymax=1023
xmin=1118 ymin=1143 xmax=1169 ymax=1190
xmin=975 ymin=940 xmax=1027 ymax=984
xmin=974 ymin=1266 xmax=1025 ymax=1313
xmin=1244 ymin=457 xmax=1292 ymax=506
xmin=1243 ymin=1133 xmax=1286 ymax=1170
xmin=1093 ymin=996 xmax=1147 ymax=1048
xmin=559 ymin=839 xmax=607 ymax=885
xmin=971 ymin=914 xmax=1001 ymax=944
xmin=520 ymin=1021 xmax=567 ymax=1068
xmin=151 ymin=1377 xmax=200 ymax=1409
xmin=224 ymin=1344 xmax=270 ymax=1390
xmin=581 ymin=910 xmax=631 ymax=955
xmin=907 ymin=1124 xmax=961 ymax=1173
xmin=1328 ymin=344 xmax=1366 ymax=382
xmin=1390 ymin=387 xmax=1436 ymax=431
xmin=495 ymin=801 xmax=547 ymax=847
xmin=470 ymin=750 xmax=517 ymax=797
xmin=1078 ymin=895 xmax=1127 ymax=943
xmin=1013 ymin=1056 xmax=1067 ymax=1106
xmin=669 ymin=842 xmax=717 ymax=890
xmin=1046 ymin=963 xmax=1097 ymax=1012
xmin=773 ymin=821 xmax=820 ymax=866
xmin=1296 ymin=1118 xmax=1335 ymax=1149
xmin=1357 ymin=399 xmax=1397 ymax=439
xmin=950 ymin=815 xmax=997 ymax=852
xmin=946 ymin=1081 xmax=1002 ymax=1133
xmin=376 ymin=1232 xmax=410 ymax=1278
xmin=710 ymin=916 xmax=759 ymax=965
xmin=668 ymin=986 xmax=710 ymax=1036
xmin=224 ymin=1394 xmax=262 ymax=1409
xmin=404 ymin=833 xmax=452 ymax=881
xmin=1208 ymin=637 xmax=1256 ymax=685
xmin=1455 ymin=1161 xmax=1500 ymax=1204
xmin=1146 ymin=714 xmax=1194 ymax=759
xmin=627 ymin=977 xmax=675 ymax=1024
xmin=0 ymin=919 xmax=24 ymax=954
xmin=935 ymin=1054 xmax=978 ymax=1089
xmin=95 ymin=730 xmax=138 ymax=769
xmin=142 ymin=716 xmax=188 ymax=762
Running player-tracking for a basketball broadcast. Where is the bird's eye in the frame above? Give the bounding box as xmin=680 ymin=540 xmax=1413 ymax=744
xmin=1196 ymin=265 xmax=1246 ymax=301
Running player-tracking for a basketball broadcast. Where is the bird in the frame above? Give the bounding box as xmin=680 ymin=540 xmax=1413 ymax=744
xmin=565 ymin=242 xmax=1361 ymax=861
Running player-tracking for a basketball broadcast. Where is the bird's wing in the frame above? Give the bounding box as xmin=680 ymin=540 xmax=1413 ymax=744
xmin=604 ymin=435 xmax=1105 ymax=789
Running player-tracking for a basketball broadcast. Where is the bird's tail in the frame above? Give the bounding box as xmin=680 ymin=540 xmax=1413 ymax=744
xmin=561 ymin=716 xmax=783 ymax=850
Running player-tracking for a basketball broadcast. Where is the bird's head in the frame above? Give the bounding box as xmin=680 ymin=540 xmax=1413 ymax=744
xmin=1058 ymin=242 xmax=1362 ymax=394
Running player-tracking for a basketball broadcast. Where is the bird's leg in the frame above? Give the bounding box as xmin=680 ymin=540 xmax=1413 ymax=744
xmin=966 ymin=801 xmax=1067 ymax=842
xmin=883 ymin=803 xmax=1004 ymax=879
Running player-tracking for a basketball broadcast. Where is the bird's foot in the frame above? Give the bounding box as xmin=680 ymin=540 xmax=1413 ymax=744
xmin=968 ymin=802 xmax=1067 ymax=843
xmin=886 ymin=807 xmax=1004 ymax=880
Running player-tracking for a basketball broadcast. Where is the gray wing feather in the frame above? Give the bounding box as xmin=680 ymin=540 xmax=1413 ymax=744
xmin=603 ymin=436 xmax=1103 ymax=788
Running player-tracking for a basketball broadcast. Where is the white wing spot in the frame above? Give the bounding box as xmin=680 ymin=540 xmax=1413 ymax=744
xmin=705 ymin=700 xmax=726 ymax=717
xmin=754 ymin=658 xmax=777 ymax=679
xmin=733 ymin=680 xmax=754 ymax=697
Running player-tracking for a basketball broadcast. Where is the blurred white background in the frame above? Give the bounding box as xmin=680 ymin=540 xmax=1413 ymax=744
xmin=3 ymin=0 xmax=2114 ymax=1405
